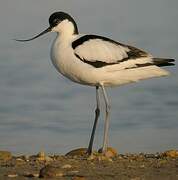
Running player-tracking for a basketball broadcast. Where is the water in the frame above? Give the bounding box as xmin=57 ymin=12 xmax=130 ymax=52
xmin=0 ymin=0 xmax=178 ymax=154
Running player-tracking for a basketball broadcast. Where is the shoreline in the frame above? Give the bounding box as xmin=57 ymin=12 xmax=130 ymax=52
xmin=0 ymin=149 xmax=178 ymax=180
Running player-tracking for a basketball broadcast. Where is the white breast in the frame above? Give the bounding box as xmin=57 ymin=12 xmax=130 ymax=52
xmin=50 ymin=34 xmax=96 ymax=85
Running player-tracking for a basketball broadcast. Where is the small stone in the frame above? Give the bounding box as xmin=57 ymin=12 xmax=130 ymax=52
xmin=69 ymin=170 xmax=79 ymax=174
xmin=33 ymin=173 xmax=39 ymax=177
xmin=158 ymin=159 xmax=168 ymax=166
xmin=67 ymin=170 xmax=80 ymax=176
xmin=0 ymin=151 xmax=12 ymax=161
xmin=145 ymin=154 xmax=157 ymax=158
xmin=72 ymin=176 xmax=86 ymax=180
xmin=118 ymin=155 xmax=124 ymax=160
xmin=45 ymin=156 xmax=53 ymax=162
xmin=140 ymin=164 xmax=145 ymax=168
xmin=98 ymin=147 xmax=117 ymax=158
xmin=37 ymin=151 xmax=45 ymax=161
xmin=163 ymin=150 xmax=178 ymax=158
xmin=7 ymin=174 xmax=18 ymax=178
xmin=87 ymin=154 xmax=96 ymax=161
xmin=39 ymin=165 xmax=63 ymax=178
xmin=35 ymin=151 xmax=53 ymax=162
xmin=130 ymin=177 xmax=141 ymax=180
xmin=24 ymin=173 xmax=39 ymax=178
xmin=22 ymin=155 xmax=30 ymax=161
xmin=98 ymin=155 xmax=109 ymax=161
xmin=65 ymin=148 xmax=87 ymax=156
xmin=16 ymin=158 xmax=24 ymax=161
xmin=38 ymin=151 xmax=45 ymax=157
xmin=108 ymin=158 xmax=113 ymax=162
xmin=15 ymin=158 xmax=26 ymax=165
xmin=62 ymin=164 xmax=72 ymax=169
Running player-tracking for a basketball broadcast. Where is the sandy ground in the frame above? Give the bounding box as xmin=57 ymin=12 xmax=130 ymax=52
xmin=0 ymin=149 xmax=178 ymax=180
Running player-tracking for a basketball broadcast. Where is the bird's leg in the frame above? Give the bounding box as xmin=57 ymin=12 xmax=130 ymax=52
xmin=101 ymin=85 xmax=111 ymax=153
xmin=87 ymin=86 xmax=100 ymax=155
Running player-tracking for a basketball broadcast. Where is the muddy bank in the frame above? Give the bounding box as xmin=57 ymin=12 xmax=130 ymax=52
xmin=0 ymin=149 xmax=178 ymax=180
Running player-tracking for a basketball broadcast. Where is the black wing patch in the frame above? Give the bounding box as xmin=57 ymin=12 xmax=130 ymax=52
xmin=152 ymin=58 xmax=175 ymax=67
xmin=72 ymin=35 xmax=123 ymax=49
xmin=74 ymin=53 xmax=116 ymax=68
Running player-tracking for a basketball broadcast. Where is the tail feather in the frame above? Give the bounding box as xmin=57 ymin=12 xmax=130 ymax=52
xmin=153 ymin=58 xmax=175 ymax=67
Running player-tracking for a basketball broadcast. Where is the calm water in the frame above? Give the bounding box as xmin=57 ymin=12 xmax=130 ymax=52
xmin=0 ymin=0 xmax=178 ymax=154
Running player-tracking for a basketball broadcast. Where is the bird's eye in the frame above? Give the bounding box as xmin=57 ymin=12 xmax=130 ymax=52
xmin=53 ymin=19 xmax=60 ymax=26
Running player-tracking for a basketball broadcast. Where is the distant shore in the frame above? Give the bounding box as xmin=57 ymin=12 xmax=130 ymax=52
xmin=0 ymin=149 xmax=178 ymax=180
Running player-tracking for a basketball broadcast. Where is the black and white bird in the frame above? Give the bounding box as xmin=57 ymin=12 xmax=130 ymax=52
xmin=15 ymin=12 xmax=175 ymax=155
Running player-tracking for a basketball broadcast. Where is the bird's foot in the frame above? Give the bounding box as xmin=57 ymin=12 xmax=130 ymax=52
xmin=98 ymin=147 xmax=118 ymax=158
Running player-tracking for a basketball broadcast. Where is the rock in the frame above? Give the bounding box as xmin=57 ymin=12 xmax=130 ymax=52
xmin=16 ymin=158 xmax=24 ymax=161
xmin=98 ymin=155 xmax=113 ymax=162
xmin=130 ymin=177 xmax=141 ymax=180
xmin=144 ymin=154 xmax=160 ymax=159
xmin=35 ymin=151 xmax=53 ymax=162
xmin=65 ymin=148 xmax=87 ymax=156
xmin=24 ymin=173 xmax=39 ymax=178
xmin=87 ymin=154 xmax=96 ymax=161
xmin=140 ymin=164 xmax=145 ymax=168
xmin=98 ymin=147 xmax=118 ymax=158
xmin=0 ymin=151 xmax=12 ymax=161
xmin=37 ymin=151 xmax=45 ymax=161
xmin=68 ymin=170 xmax=79 ymax=174
xmin=7 ymin=174 xmax=18 ymax=178
xmin=158 ymin=159 xmax=167 ymax=166
xmin=72 ymin=176 xmax=86 ymax=180
xmin=19 ymin=155 xmax=30 ymax=161
xmin=62 ymin=164 xmax=72 ymax=169
xmin=24 ymin=155 xmax=30 ymax=161
xmin=39 ymin=165 xmax=63 ymax=178
xmin=163 ymin=150 xmax=178 ymax=158
xmin=45 ymin=156 xmax=53 ymax=162
xmin=15 ymin=158 xmax=26 ymax=165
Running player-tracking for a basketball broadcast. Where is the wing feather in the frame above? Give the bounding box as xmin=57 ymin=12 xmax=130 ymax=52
xmin=72 ymin=35 xmax=149 ymax=68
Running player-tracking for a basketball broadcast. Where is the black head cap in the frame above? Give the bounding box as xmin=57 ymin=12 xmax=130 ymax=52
xmin=14 ymin=12 xmax=79 ymax=42
xmin=49 ymin=12 xmax=78 ymax=34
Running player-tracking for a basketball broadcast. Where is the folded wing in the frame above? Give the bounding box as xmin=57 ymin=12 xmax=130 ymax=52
xmin=72 ymin=35 xmax=149 ymax=68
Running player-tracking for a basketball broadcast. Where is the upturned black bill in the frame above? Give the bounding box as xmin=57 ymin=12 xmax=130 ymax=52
xmin=14 ymin=27 xmax=52 ymax=42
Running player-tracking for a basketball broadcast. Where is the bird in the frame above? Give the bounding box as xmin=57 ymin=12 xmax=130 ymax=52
xmin=15 ymin=11 xmax=175 ymax=155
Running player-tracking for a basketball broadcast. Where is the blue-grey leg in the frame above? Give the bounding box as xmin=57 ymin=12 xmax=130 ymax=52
xmin=87 ymin=86 xmax=100 ymax=155
xmin=101 ymin=85 xmax=111 ymax=153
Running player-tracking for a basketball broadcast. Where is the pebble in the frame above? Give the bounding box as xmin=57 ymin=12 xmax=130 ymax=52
xmin=16 ymin=158 xmax=23 ymax=161
xmin=163 ymin=150 xmax=178 ymax=158
xmin=140 ymin=164 xmax=145 ymax=168
xmin=62 ymin=164 xmax=72 ymax=169
xmin=65 ymin=148 xmax=87 ymax=156
xmin=37 ymin=151 xmax=45 ymax=161
xmin=72 ymin=176 xmax=86 ymax=180
xmin=98 ymin=155 xmax=113 ymax=162
xmin=0 ymin=151 xmax=12 ymax=161
xmin=24 ymin=173 xmax=39 ymax=178
xmin=15 ymin=158 xmax=26 ymax=165
xmin=39 ymin=165 xmax=63 ymax=178
xmin=144 ymin=154 xmax=160 ymax=159
xmin=35 ymin=151 xmax=53 ymax=162
xmin=87 ymin=154 xmax=95 ymax=161
xmin=98 ymin=147 xmax=118 ymax=158
xmin=130 ymin=177 xmax=141 ymax=180
xmin=158 ymin=159 xmax=168 ymax=165
xmin=7 ymin=174 xmax=18 ymax=178
xmin=69 ymin=170 xmax=79 ymax=174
